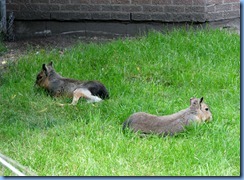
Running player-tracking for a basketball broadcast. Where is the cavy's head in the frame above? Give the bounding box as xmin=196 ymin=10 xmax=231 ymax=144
xmin=190 ymin=97 xmax=212 ymax=122
xmin=35 ymin=62 xmax=54 ymax=88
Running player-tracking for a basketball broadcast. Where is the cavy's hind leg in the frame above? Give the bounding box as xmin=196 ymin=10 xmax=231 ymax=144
xmin=71 ymin=88 xmax=102 ymax=105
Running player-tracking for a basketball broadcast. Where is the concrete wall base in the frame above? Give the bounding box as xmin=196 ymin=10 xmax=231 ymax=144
xmin=13 ymin=18 xmax=240 ymax=40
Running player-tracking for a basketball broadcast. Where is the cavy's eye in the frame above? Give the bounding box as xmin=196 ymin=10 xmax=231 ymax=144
xmin=205 ymin=108 xmax=209 ymax=111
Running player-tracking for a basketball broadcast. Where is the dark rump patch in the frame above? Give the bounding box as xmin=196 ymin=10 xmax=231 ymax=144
xmin=83 ymin=81 xmax=109 ymax=99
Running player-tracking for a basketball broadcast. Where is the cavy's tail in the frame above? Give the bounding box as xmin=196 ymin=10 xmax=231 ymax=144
xmin=122 ymin=118 xmax=132 ymax=132
xmin=122 ymin=121 xmax=128 ymax=132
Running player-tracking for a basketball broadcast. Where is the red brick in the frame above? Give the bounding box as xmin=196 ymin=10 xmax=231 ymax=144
xmin=30 ymin=0 xmax=49 ymax=3
xmin=216 ymin=4 xmax=232 ymax=11
xmin=91 ymin=12 xmax=111 ymax=20
xmin=185 ymin=6 xmax=205 ymax=12
xmin=60 ymin=4 xmax=80 ymax=11
xmin=50 ymin=0 xmax=70 ymax=4
xmin=80 ymin=5 xmax=101 ymax=11
xmin=131 ymin=0 xmax=152 ymax=5
xmin=14 ymin=11 xmax=50 ymax=20
xmin=12 ymin=0 xmax=30 ymax=3
xmin=111 ymin=0 xmax=130 ymax=4
xmin=121 ymin=5 xmax=142 ymax=12
xmin=143 ymin=5 xmax=164 ymax=12
xmin=39 ymin=4 xmax=60 ymax=11
xmin=173 ymin=0 xmax=192 ymax=5
xmin=70 ymin=0 xmax=89 ymax=4
xmin=91 ymin=0 xmax=110 ymax=4
xmin=206 ymin=5 xmax=215 ymax=12
xmin=111 ymin=12 xmax=130 ymax=20
xmin=193 ymin=0 xmax=205 ymax=5
xmin=165 ymin=5 xmax=185 ymax=13
xmin=6 ymin=3 xmax=20 ymax=11
xmin=51 ymin=12 xmax=91 ymax=20
xmin=207 ymin=0 xmax=223 ymax=5
xmin=152 ymin=0 xmax=171 ymax=5
xmin=102 ymin=5 xmax=121 ymax=11
xmin=232 ymin=3 xmax=240 ymax=10
xmin=151 ymin=13 xmax=173 ymax=21
xmin=223 ymin=10 xmax=240 ymax=18
xmin=206 ymin=12 xmax=223 ymax=20
xmin=20 ymin=4 xmax=40 ymax=11
xmin=131 ymin=13 xmax=152 ymax=20
xmin=224 ymin=0 xmax=239 ymax=3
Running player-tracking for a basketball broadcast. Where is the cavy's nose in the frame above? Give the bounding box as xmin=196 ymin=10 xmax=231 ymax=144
xmin=209 ymin=115 xmax=213 ymax=121
xmin=206 ymin=115 xmax=213 ymax=122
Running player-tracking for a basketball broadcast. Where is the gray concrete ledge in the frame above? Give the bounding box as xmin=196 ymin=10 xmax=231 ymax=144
xmin=13 ymin=17 xmax=240 ymax=40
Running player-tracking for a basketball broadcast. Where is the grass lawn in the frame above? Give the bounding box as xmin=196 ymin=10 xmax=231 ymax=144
xmin=0 ymin=29 xmax=240 ymax=176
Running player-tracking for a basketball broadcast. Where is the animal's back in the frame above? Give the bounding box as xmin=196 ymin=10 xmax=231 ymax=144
xmin=123 ymin=112 xmax=185 ymax=135
xmin=54 ymin=79 xmax=109 ymax=99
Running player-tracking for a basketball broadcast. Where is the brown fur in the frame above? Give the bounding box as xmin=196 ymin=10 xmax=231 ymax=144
xmin=35 ymin=62 xmax=109 ymax=105
xmin=123 ymin=97 xmax=212 ymax=136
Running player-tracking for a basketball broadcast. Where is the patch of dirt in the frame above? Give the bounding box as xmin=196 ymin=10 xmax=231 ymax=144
xmin=0 ymin=34 xmax=115 ymax=69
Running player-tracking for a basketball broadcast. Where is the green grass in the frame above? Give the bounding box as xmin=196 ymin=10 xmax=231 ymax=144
xmin=0 ymin=29 xmax=240 ymax=176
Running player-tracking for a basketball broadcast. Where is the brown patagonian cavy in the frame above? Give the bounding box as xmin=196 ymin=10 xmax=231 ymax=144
xmin=123 ymin=97 xmax=212 ymax=136
xmin=35 ymin=62 xmax=109 ymax=105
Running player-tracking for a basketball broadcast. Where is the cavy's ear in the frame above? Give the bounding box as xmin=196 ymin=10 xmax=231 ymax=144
xmin=48 ymin=61 xmax=53 ymax=67
xmin=190 ymin=97 xmax=198 ymax=105
xmin=199 ymin=97 xmax=204 ymax=104
xmin=42 ymin=64 xmax=47 ymax=71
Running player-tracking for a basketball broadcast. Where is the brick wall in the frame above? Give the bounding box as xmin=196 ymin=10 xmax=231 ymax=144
xmin=206 ymin=0 xmax=240 ymax=21
xmin=5 ymin=0 xmax=240 ymax=39
xmin=6 ymin=0 xmax=240 ymax=23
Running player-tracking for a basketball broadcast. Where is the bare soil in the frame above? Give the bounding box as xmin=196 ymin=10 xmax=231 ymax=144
xmin=0 ymin=34 xmax=115 ymax=69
